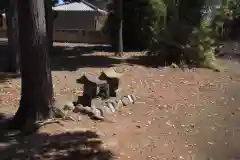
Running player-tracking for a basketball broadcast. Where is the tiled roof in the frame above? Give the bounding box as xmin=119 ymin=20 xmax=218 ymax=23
xmin=52 ymin=0 xmax=107 ymax=14
xmin=53 ymin=2 xmax=95 ymax=11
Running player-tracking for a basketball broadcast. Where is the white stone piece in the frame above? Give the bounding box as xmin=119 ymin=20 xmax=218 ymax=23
xmin=107 ymin=102 xmax=116 ymax=112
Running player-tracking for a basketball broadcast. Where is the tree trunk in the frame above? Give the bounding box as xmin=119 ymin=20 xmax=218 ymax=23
xmin=6 ymin=0 xmax=20 ymax=73
xmin=44 ymin=0 xmax=53 ymax=53
xmin=12 ymin=0 xmax=55 ymax=129
xmin=115 ymin=0 xmax=123 ymax=56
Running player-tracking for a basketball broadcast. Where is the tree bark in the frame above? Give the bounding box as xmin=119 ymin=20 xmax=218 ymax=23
xmin=6 ymin=0 xmax=20 ymax=73
xmin=44 ymin=0 xmax=53 ymax=53
xmin=115 ymin=0 xmax=123 ymax=56
xmin=12 ymin=0 xmax=55 ymax=129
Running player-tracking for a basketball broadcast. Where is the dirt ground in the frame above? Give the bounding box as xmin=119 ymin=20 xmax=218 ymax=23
xmin=0 ymin=43 xmax=240 ymax=160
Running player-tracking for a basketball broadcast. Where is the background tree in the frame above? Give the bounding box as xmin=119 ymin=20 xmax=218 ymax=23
xmin=6 ymin=0 xmax=20 ymax=73
xmin=104 ymin=0 xmax=166 ymax=50
xmin=45 ymin=0 xmax=54 ymax=53
xmin=10 ymin=0 xmax=55 ymax=129
xmin=116 ymin=0 xmax=123 ymax=56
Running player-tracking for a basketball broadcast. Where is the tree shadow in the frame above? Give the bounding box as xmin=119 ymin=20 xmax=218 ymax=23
xmin=0 ymin=72 xmax=20 ymax=83
xmin=0 ymin=129 xmax=115 ymax=160
xmin=52 ymin=44 xmax=114 ymax=54
xmin=0 ymin=42 xmax=9 ymax=73
xmin=0 ymin=113 xmax=10 ymax=121
xmin=125 ymin=55 xmax=166 ymax=68
xmin=0 ymin=111 xmax=114 ymax=160
xmin=0 ymin=114 xmax=5 ymax=120
xmin=0 ymin=41 xmax=21 ymax=83
xmin=51 ymin=45 xmax=122 ymax=71
xmin=216 ymin=52 xmax=240 ymax=63
xmin=50 ymin=44 xmax=162 ymax=71
xmin=0 ymin=113 xmax=13 ymax=132
xmin=0 ymin=41 xmax=160 ymax=73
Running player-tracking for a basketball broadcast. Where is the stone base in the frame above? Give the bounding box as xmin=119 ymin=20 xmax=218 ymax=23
xmin=67 ymin=94 xmax=137 ymax=121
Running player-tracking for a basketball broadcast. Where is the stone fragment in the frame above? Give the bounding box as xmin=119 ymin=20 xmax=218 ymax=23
xmin=106 ymin=102 xmax=116 ymax=112
xmin=91 ymin=106 xmax=105 ymax=120
xmin=131 ymin=94 xmax=137 ymax=103
xmin=83 ymin=106 xmax=93 ymax=113
xmin=127 ymin=95 xmax=134 ymax=104
xmin=96 ymin=105 xmax=112 ymax=115
xmin=122 ymin=96 xmax=130 ymax=106
xmin=115 ymin=100 xmax=123 ymax=110
xmin=74 ymin=104 xmax=92 ymax=114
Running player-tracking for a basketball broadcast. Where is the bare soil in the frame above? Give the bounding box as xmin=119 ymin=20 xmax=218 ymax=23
xmin=0 ymin=43 xmax=240 ymax=160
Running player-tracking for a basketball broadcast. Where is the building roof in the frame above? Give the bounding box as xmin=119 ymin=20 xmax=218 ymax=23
xmin=52 ymin=0 xmax=107 ymax=13
xmin=84 ymin=0 xmax=111 ymax=10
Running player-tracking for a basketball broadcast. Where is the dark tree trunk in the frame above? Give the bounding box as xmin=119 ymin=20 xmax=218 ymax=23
xmin=6 ymin=0 xmax=20 ymax=73
xmin=115 ymin=0 xmax=123 ymax=56
xmin=44 ymin=0 xmax=53 ymax=53
xmin=12 ymin=0 xmax=55 ymax=129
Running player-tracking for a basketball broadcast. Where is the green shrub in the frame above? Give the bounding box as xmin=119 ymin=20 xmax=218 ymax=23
xmin=103 ymin=0 xmax=226 ymax=71
xmin=211 ymin=0 xmax=240 ymax=40
xmin=148 ymin=0 xmax=220 ymax=71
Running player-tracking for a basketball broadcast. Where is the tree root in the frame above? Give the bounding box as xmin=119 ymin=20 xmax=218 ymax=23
xmin=20 ymin=118 xmax=63 ymax=136
xmin=2 ymin=118 xmax=63 ymax=138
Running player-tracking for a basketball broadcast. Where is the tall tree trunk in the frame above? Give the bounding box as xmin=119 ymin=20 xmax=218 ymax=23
xmin=115 ymin=0 xmax=123 ymax=56
xmin=6 ymin=0 xmax=20 ymax=73
xmin=44 ymin=0 xmax=53 ymax=53
xmin=12 ymin=0 xmax=55 ymax=129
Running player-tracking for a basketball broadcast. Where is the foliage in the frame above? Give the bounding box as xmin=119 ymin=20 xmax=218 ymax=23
xmin=148 ymin=0 xmax=220 ymax=70
xmin=103 ymin=0 xmax=223 ymax=70
xmin=103 ymin=0 xmax=167 ymax=50
xmin=212 ymin=0 xmax=240 ymax=40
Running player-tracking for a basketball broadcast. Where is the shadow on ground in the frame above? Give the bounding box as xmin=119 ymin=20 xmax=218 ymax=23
xmin=0 ymin=42 xmax=9 ymax=73
xmin=0 ymin=42 xmax=21 ymax=83
xmin=0 ymin=73 xmax=20 ymax=83
xmin=0 ymin=113 xmax=9 ymax=121
xmin=51 ymin=45 xmax=162 ymax=71
xmin=217 ymin=53 xmax=240 ymax=63
xmin=0 ymin=110 xmax=114 ymax=160
xmin=51 ymin=45 xmax=120 ymax=71
xmin=0 ymin=42 xmax=164 ymax=73
xmin=0 ymin=128 xmax=114 ymax=160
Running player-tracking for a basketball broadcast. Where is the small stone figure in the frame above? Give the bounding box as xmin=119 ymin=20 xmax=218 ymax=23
xmin=74 ymin=69 xmax=135 ymax=122
xmin=77 ymin=73 xmax=110 ymax=99
xmin=99 ymin=68 xmax=122 ymax=97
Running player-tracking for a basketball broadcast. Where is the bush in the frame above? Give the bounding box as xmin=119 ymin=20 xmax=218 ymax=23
xmin=212 ymin=0 xmax=240 ymax=40
xmin=104 ymin=0 xmax=224 ymax=70
xmin=148 ymin=0 xmax=220 ymax=70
